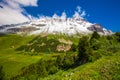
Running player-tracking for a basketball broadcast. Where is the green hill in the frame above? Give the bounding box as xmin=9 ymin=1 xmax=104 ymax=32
xmin=0 ymin=32 xmax=120 ymax=80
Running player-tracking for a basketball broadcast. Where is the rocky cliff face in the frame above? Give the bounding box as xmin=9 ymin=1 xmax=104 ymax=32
xmin=87 ymin=24 xmax=112 ymax=35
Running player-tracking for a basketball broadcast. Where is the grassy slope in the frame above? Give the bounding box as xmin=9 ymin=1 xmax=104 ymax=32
xmin=0 ymin=34 xmax=71 ymax=79
xmin=0 ymin=34 xmax=42 ymax=79
xmin=0 ymin=34 xmax=120 ymax=80
xmin=38 ymin=34 xmax=120 ymax=80
xmin=40 ymin=53 xmax=120 ymax=80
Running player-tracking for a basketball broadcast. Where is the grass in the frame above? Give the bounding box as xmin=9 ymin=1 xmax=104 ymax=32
xmin=0 ymin=34 xmax=42 ymax=79
xmin=0 ymin=34 xmax=64 ymax=79
xmin=0 ymin=50 xmax=41 ymax=79
xmin=0 ymin=33 xmax=120 ymax=80
xmin=69 ymin=56 xmax=120 ymax=80
xmin=39 ymin=55 xmax=120 ymax=80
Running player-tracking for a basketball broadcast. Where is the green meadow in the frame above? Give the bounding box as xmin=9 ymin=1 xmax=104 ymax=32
xmin=0 ymin=32 xmax=120 ymax=80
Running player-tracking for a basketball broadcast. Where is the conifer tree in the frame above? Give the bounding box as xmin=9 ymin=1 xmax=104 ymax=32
xmin=78 ymin=36 xmax=93 ymax=64
xmin=90 ymin=31 xmax=101 ymax=50
xmin=91 ymin=31 xmax=100 ymax=40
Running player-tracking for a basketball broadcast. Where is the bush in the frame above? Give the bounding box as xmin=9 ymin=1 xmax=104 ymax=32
xmin=48 ymin=66 xmax=58 ymax=74
xmin=90 ymin=38 xmax=101 ymax=50
xmin=13 ymin=59 xmax=59 ymax=79
xmin=45 ymin=59 xmax=58 ymax=74
xmin=36 ymin=59 xmax=48 ymax=77
xmin=115 ymin=32 xmax=120 ymax=42
xmin=62 ymin=55 xmax=74 ymax=69
xmin=56 ymin=55 xmax=64 ymax=68
xmin=70 ymin=44 xmax=77 ymax=52
xmin=0 ymin=66 xmax=4 ymax=80
xmin=56 ymin=54 xmax=75 ymax=69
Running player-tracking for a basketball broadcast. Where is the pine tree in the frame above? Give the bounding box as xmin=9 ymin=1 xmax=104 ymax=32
xmin=90 ymin=31 xmax=101 ymax=50
xmin=78 ymin=36 xmax=93 ymax=64
xmin=91 ymin=31 xmax=100 ymax=39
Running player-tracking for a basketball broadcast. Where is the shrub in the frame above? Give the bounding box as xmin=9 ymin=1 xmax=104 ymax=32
xmin=56 ymin=54 xmax=75 ymax=69
xmin=56 ymin=55 xmax=64 ymax=68
xmin=115 ymin=32 xmax=120 ymax=42
xmin=62 ymin=55 xmax=74 ymax=69
xmin=70 ymin=44 xmax=77 ymax=52
xmin=45 ymin=60 xmax=58 ymax=74
xmin=14 ymin=59 xmax=59 ymax=79
xmin=0 ymin=66 xmax=4 ymax=80
xmin=48 ymin=66 xmax=58 ymax=74
xmin=90 ymin=38 xmax=101 ymax=50
xmin=36 ymin=59 xmax=48 ymax=77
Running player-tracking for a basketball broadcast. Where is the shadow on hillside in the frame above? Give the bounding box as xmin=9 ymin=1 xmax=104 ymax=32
xmin=16 ymin=36 xmax=60 ymax=53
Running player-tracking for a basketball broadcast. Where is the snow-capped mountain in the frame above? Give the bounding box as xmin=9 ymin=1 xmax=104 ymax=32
xmin=0 ymin=15 xmax=113 ymax=35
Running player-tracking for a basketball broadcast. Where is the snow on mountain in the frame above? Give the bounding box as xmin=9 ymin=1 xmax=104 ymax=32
xmin=0 ymin=15 xmax=113 ymax=35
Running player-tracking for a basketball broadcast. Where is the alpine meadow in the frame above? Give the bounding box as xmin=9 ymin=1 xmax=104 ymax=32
xmin=0 ymin=0 xmax=120 ymax=80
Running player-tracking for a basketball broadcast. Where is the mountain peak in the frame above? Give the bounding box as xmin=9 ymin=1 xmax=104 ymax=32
xmin=0 ymin=17 xmax=113 ymax=35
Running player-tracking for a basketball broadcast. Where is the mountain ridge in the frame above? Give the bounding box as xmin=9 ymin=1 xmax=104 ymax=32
xmin=0 ymin=16 xmax=113 ymax=35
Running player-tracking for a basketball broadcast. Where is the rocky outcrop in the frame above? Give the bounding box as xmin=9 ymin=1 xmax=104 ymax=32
xmin=7 ymin=27 xmax=38 ymax=33
xmin=56 ymin=44 xmax=71 ymax=52
xmin=87 ymin=24 xmax=112 ymax=34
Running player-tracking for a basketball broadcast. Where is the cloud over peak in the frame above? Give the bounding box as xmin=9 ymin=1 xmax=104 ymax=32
xmin=0 ymin=1 xmax=87 ymax=26
xmin=74 ymin=6 xmax=86 ymax=18
xmin=51 ymin=6 xmax=86 ymax=19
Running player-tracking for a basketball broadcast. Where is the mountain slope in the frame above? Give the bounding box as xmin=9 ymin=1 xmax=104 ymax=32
xmin=0 ymin=16 xmax=112 ymax=35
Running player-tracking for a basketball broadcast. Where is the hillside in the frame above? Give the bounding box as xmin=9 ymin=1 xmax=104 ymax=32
xmin=0 ymin=32 xmax=120 ymax=80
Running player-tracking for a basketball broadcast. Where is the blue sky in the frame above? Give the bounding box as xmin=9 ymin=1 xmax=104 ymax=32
xmin=0 ymin=0 xmax=120 ymax=32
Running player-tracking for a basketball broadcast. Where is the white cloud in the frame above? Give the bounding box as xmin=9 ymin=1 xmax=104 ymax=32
xmin=73 ymin=11 xmax=81 ymax=19
xmin=0 ymin=2 xmax=87 ymax=25
xmin=73 ymin=6 xmax=86 ymax=19
xmin=0 ymin=6 xmax=29 ymax=25
xmin=38 ymin=5 xmax=87 ymax=20
xmin=80 ymin=11 xmax=86 ymax=17
xmin=52 ymin=12 xmax=67 ymax=20
xmin=0 ymin=0 xmax=38 ymax=25
xmin=77 ymin=6 xmax=81 ymax=13
xmin=13 ymin=0 xmax=38 ymax=6
xmin=51 ymin=6 xmax=86 ymax=20
xmin=61 ymin=12 xmax=67 ymax=19
xmin=52 ymin=13 xmax=60 ymax=19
